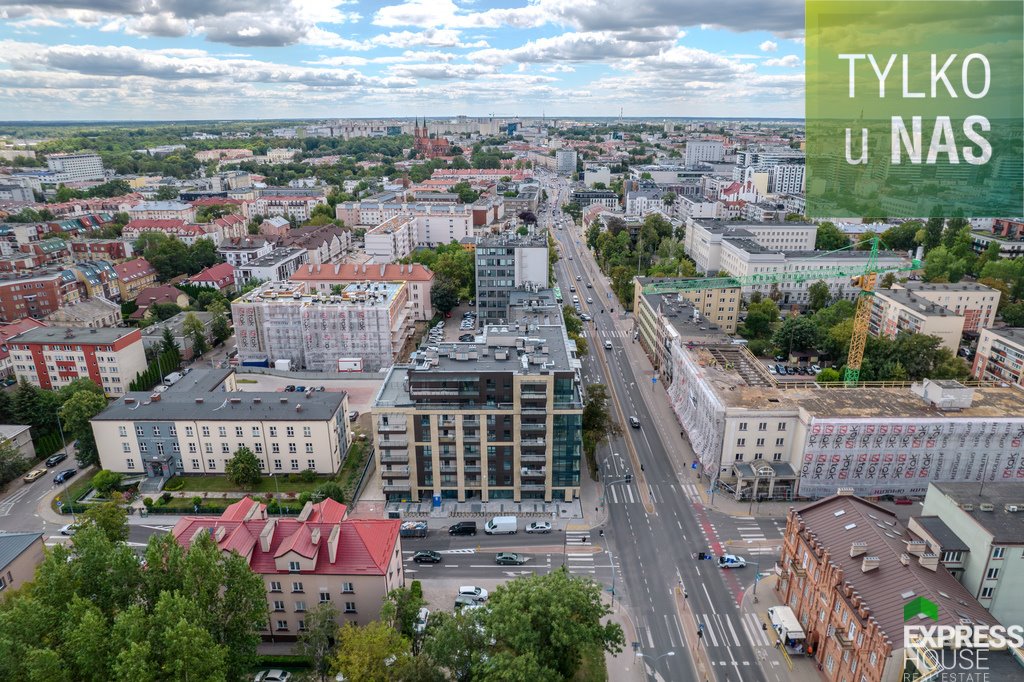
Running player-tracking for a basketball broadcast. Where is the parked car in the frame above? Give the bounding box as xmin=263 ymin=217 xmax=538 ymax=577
xmin=629 ymin=416 xmax=641 ymax=429
xmin=718 ymin=554 xmax=747 ymax=568
xmin=436 ymin=320 xmax=445 ymax=328
xmin=445 ymin=311 xmax=452 ymax=318
xmin=59 ymin=523 xmax=78 ymax=536
xmin=413 ymin=607 xmax=430 ymax=634
xmin=458 ymin=586 xmax=488 ymax=602
xmin=495 ymin=552 xmax=528 ymax=565
xmin=525 ymin=521 xmax=552 ymax=534
xmin=284 ymin=385 xmax=296 ymax=392
xmin=810 ymin=364 xmax=821 ymax=373
xmin=44 ymin=453 xmax=67 ymax=468
xmin=412 ymin=550 xmax=443 ymax=564
xmin=53 ymin=468 xmax=77 ymax=484
xmin=455 ymin=595 xmax=482 ymax=611
xmin=775 ymin=364 xmax=786 ymax=374
xmin=254 ymin=671 xmax=292 ymax=682
xmin=294 ymin=385 xmax=306 ymax=393
xmin=785 ymin=367 xmax=796 ymax=375
xmin=22 ymin=468 xmax=46 ymax=483
xmin=448 ymin=521 xmax=477 ymax=536
xmin=894 ymin=496 xmax=914 ymax=505
xmin=459 ymin=334 xmax=475 ymax=342
xmin=348 ymin=411 xmax=359 ymax=421
xmin=767 ymin=364 xmax=777 ymax=374
xmin=315 ymin=385 xmax=325 ymax=391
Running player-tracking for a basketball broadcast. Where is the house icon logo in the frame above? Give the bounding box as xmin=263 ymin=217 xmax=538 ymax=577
xmin=904 ymin=596 xmax=938 ymax=622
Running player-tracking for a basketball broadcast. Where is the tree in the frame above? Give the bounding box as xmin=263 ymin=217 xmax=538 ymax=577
xmin=79 ymin=501 xmax=129 ymax=543
xmin=330 ymin=621 xmax=411 ymax=682
xmin=225 ymin=447 xmax=261 ymax=489
xmin=159 ymin=327 xmax=181 ymax=363
xmin=182 ymin=312 xmax=209 ymax=357
xmin=0 ymin=437 xmax=28 ymax=488
xmin=923 ymin=205 xmax=945 ymax=252
xmin=431 ymin=277 xmax=460 ymax=314
xmin=91 ymin=470 xmax=124 ymax=496
xmin=381 ymin=585 xmax=426 ymax=639
xmin=807 ymin=280 xmax=831 ymax=312
xmin=817 ymin=367 xmax=842 ymax=382
xmin=815 ymin=222 xmax=849 ymax=251
xmin=880 ymin=272 xmax=897 ymax=289
xmin=59 ymin=378 xmax=105 ymax=402
xmin=59 ymin=391 xmax=108 ymax=467
xmin=450 ymin=181 xmax=479 ymax=204
xmin=773 ymin=316 xmax=823 ymax=354
xmin=207 ymin=301 xmax=231 ymax=344
xmin=742 ymin=299 xmax=780 ymax=339
xmin=297 ymin=602 xmax=339 ymax=682
xmin=312 ymin=481 xmax=345 ymax=504
xmin=154 ymin=185 xmax=179 ymax=201
xmin=942 ymin=208 xmax=968 ymax=249
xmin=662 ymin=191 xmax=676 ymax=206
xmin=923 ymin=245 xmax=967 ymax=283
xmin=422 ymin=611 xmax=492 ymax=682
xmin=1000 ymin=302 xmax=1024 ymax=326
xmin=188 ymin=239 xmax=219 ymax=273
xmin=881 ymin=220 xmax=923 ymax=251
xmin=561 ymin=203 xmax=582 ymax=223
xmin=482 ymin=568 xmax=624 ymax=680
xmin=517 ymin=210 xmax=537 ymax=225
xmin=144 ymin=238 xmax=190 ymax=281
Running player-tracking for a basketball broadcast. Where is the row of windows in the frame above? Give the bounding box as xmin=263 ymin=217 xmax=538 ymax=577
xmin=270 ymin=581 xmax=355 ymax=595
xmin=734 ymin=453 xmax=784 ymax=462
xmin=122 ymin=425 xmax=312 ymax=438
xmin=736 ymin=437 xmax=785 ymax=447
xmin=738 ymin=422 xmax=786 ymax=432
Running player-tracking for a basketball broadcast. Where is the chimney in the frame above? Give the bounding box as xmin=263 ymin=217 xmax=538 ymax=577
xmin=836 ymin=487 xmax=855 ymax=496
xmin=905 ymin=540 xmax=926 ymax=556
xmin=327 ymin=524 xmax=340 ymax=563
xmin=310 ymin=527 xmax=321 ymax=545
xmin=214 ymin=526 xmax=226 ymax=542
xmin=861 ymin=556 xmax=880 ymax=572
xmin=919 ymin=553 xmax=939 ymax=571
xmin=850 ymin=541 xmax=868 ymax=557
xmin=900 ymin=553 xmax=911 ymax=566
xmin=259 ymin=518 xmax=277 ymax=553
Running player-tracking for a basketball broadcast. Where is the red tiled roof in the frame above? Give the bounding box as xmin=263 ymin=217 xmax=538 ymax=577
xmin=291 ymin=262 xmax=434 ymax=282
xmin=213 ymin=214 xmax=246 ymax=227
xmin=304 ymin=498 xmax=347 ymax=523
xmin=0 ymin=318 xmax=47 ymax=359
xmin=190 ymin=262 xmax=235 ymax=284
xmin=113 ymin=258 xmax=156 ymax=282
xmin=124 ymin=219 xmax=188 ymax=230
xmin=190 ymin=198 xmax=243 ymax=207
xmin=275 ymin=524 xmax=317 ymax=559
xmin=221 ymin=497 xmax=264 ymax=521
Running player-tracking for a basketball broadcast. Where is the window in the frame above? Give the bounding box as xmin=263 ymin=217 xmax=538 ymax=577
xmin=189 ymin=442 xmax=197 ymax=453
xmin=826 ymin=655 xmax=835 ymax=673
xmin=126 ymin=459 xmax=135 ymax=469
xmin=776 ymin=438 xmax=785 ymax=446
xmin=287 ymin=427 xmax=295 ymax=437
xmin=756 ymin=438 xmax=765 ymax=447
xmin=292 ymin=582 xmax=304 ymax=593
xmin=207 ymin=458 xmax=216 ymax=469
xmin=288 ymin=561 xmax=300 ymax=572
xmin=254 ymin=443 xmax=263 ymax=453
xmin=218 ymin=427 xmax=226 ymax=437
xmin=737 ymin=438 xmax=746 ymax=447
xmin=778 ymin=422 xmax=786 ymax=431
xmin=191 ymin=459 xmax=200 ymax=469
xmin=735 ymin=453 xmax=744 ymax=462
xmin=307 ymin=459 xmax=316 ymax=469
xmin=205 ymin=443 xmax=213 ymax=454
xmin=276 ymin=620 xmax=288 ymax=631
xmin=986 ymin=567 xmax=1000 ymax=580
xmin=235 ymin=426 xmax=244 ymax=437
xmin=981 ymin=587 xmax=994 ymax=599
xmin=202 ymin=426 xmax=210 ymax=437
xmin=135 ymin=426 xmax=144 ymax=436
xmin=342 ymin=582 xmax=354 ymax=593
xmin=319 ymin=591 xmax=331 ymax=603
xmin=344 ymin=602 xmax=357 ymax=613
xmin=289 ymin=443 xmax=297 ymax=454
xmin=274 ymin=459 xmax=282 ymax=470
xmin=252 ymin=426 xmax=260 ymax=437
xmin=297 ymin=619 xmax=307 ymax=632
xmin=739 ymin=422 xmax=747 ymax=431
xmin=773 ymin=453 xmax=783 ymax=461
xmin=847 ymin=622 xmax=856 ymax=640
xmin=169 ymin=425 xmax=177 ymax=437
xmin=303 ymin=426 xmax=311 ymax=437
xmin=272 ymin=443 xmax=280 ymax=454
xmin=758 ymin=422 xmax=767 ymax=431
xmin=993 ymin=547 xmax=1005 ymax=559
xmin=869 ymin=653 xmax=877 ymax=667
xmin=186 ymin=426 xmax=194 ymax=437
xmin=294 ymin=600 xmax=306 ymax=612
xmin=118 ymin=426 xmax=127 ymax=437
xmin=122 ymin=442 xmax=131 ymax=453
xmin=291 ymin=459 xmax=299 ymax=470
xmin=306 ymin=443 xmax=314 ymax=453
xmin=270 ymin=427 xmax=278 ymax=437
xmin=270 ymin=581 xmax=282 ymax=592
xmin=942 ymin=550 xmax=963 ymax=563
xmin=221 ymin=443 xmax=230 ymax=454
xmin=273 ymin=600 xmax=285 ymax=612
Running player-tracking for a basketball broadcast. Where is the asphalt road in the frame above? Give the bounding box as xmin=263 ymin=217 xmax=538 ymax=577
xmin=546 ymin=181 xmax=774 ymax=682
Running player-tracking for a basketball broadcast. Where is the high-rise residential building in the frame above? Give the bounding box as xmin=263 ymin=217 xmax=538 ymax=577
xmin=8 ymin=325 xmax=146 ymax=396
xmin=555 ymin=148 xmax=577 ymax=176
xmin=372 ymin=292 xmax=582 ymax=503
xmin=972 ymin=327 xmax=1024 ymax=385
xmin=891 ymin=281 xmax=1000 ymax=333
xmin=868 ymin=289 xmax=965 ymax=354
xmin=232 ymin=280 xmax=413 ymax=372
xmin=474 ymin=232 xmax=549 ymax=325
xmin=685 ymin=139 xmax=725 ymax=166
xmin=46 ymin=153 xmax=105 ymax=183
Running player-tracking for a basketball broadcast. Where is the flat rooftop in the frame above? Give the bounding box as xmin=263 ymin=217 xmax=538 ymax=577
xmin=239 ymin=280 xmax=403 ymax=309
xmin=96 ymin=385 xmax=346 ymax=423
xmin=11 ymin=325 xmax=135 ymax=345
xmin=930 ymin=482 xmax=1024 ymax=544
xmin=240 ymin=247 xmax=306 ymax=268
xmin=900 ymin=281 xmax=998 ymax=294
xmin=875 ymin=289 xmax=957 ymax=316
xmin=985 ymin=327 xmax=1024 ymax=346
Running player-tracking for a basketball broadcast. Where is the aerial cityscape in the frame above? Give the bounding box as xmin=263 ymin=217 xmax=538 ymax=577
xmin=0 ymin=2 xmax=1022 ymax=682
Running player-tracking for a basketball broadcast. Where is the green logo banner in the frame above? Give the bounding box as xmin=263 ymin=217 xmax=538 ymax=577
xmin=806 ymin=0 xmax=1023 ymax=218
xmin=904 ymin=596 xmax=939 ymax=622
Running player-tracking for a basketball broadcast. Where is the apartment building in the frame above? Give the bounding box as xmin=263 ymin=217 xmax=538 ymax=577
xmin=777 ymin=493 xmax=995 ymax=682
xmin=44 ymin=297 xmax=121 ymax=328
xmin=188 ymin=263 xmax=235 ymax=294
xmin=275 ymin=224 xmax=351 ymax=265
xmin=372 ymin=300 xmax=583 ymax=503
xmin=972 ymin=327 xmax=1024 ymax=385
xmin=218 ymin=236 xmax=274 ymax=267
xmin=634 ymin=277 xmax=740 ymax=337
xmin=0 ymin=532 xmax=45 ymax=594
xmin=892 ymin=281 xmax=1000 ymax=333
xmin=0 ymin=318 xmax=47 ymax=376
xmin=869 ymin=289 xmax=965 ymax=354
xmin=69 ymin=260 xmax=120 ymax=301
xmin=0 ymin=424 xmax=35 ymax=462
xmin=569 ymin=189 xmax=619 ymax=210
xmin=475 ymin=232 xmax=549 ymax=326
xmin=233 ymin=280 xmax=412 ymax=372
xmin=583 ymin=165 xmax=612 ymax=187
xmin=126 ymin=201 xmax=197 ymax=222
xmin=684 ymin=139 xmax=725 ymax=166
xmin=334 ymin=201 xmax=474 ymax=247
xmin=291 ymin=262 xmax=434 ymax=321
xmin=121 ymin=219 xmax=210 ymax=245
xmin=9 ymin=325 xmax=146 ymax=396
xmin=46 ymin=153 xmax=104 ymax=183
xmin=91 ymin=369 xmax=351 ymax=478
xmin=914 ymin=482 xmax=1024 ymax=628
xmin=685 ymin=219 xmax=818 ymax=273
xmin=624 ymin=187 xmax=667 ymax=217
xmin=555 ymin=148 xmax=577 ymax=176
xmin=365 ymin=215 xmax=415 ymax=263
xmin=234 ymin=247 xmax=309 ymax=285
xmin=0 ymin=271 xmax=80 ymax=322
xmin=243 ymin=194 xmax=327 ymax=222
xmin=71 ymin=238 xmax=133 ymax=263
xmin=172 ymin=497 xmax=402 ymax=640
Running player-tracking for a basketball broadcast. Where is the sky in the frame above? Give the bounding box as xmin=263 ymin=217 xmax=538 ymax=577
xmin=0 ymin=0 xmax=806 ymax=121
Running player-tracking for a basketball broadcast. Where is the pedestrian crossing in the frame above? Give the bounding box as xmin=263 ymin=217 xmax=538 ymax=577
xmin=582 ymin=328 xmax=633 ymax=339
xmin=678 ymin=483 xmax=702 ymax=504
xmin=564 ymin=530 xmax=596 ymax=574
xmin=695 ymin=611 xmax=774 ymax=648
xmin=606 ymin=483 xmax=640 ymax=505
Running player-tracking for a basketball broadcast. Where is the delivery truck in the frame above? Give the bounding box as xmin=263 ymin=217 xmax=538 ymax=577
xmin=768 ymin=606 xmax=806 ymax=654
xmin=484 ymin=516 xmax=518 ymax=535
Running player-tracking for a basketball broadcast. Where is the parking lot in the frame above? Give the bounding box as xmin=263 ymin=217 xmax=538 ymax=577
xmin=427 ymin=304 xmax=480 ymax=344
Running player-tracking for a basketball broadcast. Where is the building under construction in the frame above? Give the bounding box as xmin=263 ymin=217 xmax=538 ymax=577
xmin=232 ymin=280 xmax=413 ymax=372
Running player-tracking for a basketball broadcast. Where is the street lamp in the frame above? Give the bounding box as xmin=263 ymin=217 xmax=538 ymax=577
xmin=638 ymin=650 xmax=675 ymax=681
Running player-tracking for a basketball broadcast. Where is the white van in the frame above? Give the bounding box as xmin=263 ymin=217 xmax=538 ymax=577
xmin=484 ymin=516 xmax=518 ymax=535
xmin=572 ymin=295 xmax=579 ymax=303
xmin=604 ymin=340 xmax=613 ymax=350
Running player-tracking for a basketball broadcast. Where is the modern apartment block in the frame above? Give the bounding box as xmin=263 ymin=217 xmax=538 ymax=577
xmin=892 ymin=281 xmax=1000 ymax=333
xmin=234 ymin=247 xmax=309 ymax=285
xmin=972 ymin=327 xmax=1024 ymax=385
xmin=868 ymin=289 xmax=965 ymax=354
xmin=555 ymin=148 xmax=577 ymax=176
xmin=372 ymin=295 xmax=583 ymax=504
xmin=291 ymin=262 xmax=435 ymax=321
xmin=915 ymin=482 xmax=1024 ymax=629
xmin=46 ymin=153 xmax=105 ymax=183
xmin=633 ymin=276 xmax=740 ymax=335
xmin=475 ymin=232 xmax=549 ymax=325
xmin=684 ymin=139 xmax=725 ymax=166
xmin=233 ymin=280 xmax=413 ymax=372
xmin=777 ymin=492 xmax=994 ymax=682
xmin=8 ymin=325 xmax=146 ymax=396
xmin=91 ymin=369 xmax=351 ymax=479
xmin=364 ymin=214 xmax=415 ymax=263
xmin=172 ymin=497 xmax=402 ymax=640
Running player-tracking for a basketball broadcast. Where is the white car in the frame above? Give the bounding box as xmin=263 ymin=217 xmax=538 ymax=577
xmin=414 ymin=607 xmax=430 ymax=634
xmin=525 ymin=521 xmax=553 ymax=534
xmin=458 ymin=585 xmax=488 ymax=602
xmin=254 ymin=671 xmax=291 ymax=682
xmin=718 ymin=554 xmax=747 ymax=569
xmin=59 ymin=523 xmax=78 ymax=536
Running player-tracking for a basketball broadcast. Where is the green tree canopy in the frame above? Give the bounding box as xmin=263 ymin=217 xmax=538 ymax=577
xmin=59 ymin=390 xmax=108 ymax=467
xmin=224 ymin=446 xmax=261 ymax=489
xmin=741 ymin=298 xmax=780 ymax=339
xmin=814 ymin=222 xmax=850 ymax=251
xmin=807 ymin=280 xmax=831 ymax=312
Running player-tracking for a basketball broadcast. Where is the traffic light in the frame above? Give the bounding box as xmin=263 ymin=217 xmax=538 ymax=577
xmin=625 ymin=473 xmax=633 ymax=484
xmin=697 ymin=552 xmax=706 ymax=560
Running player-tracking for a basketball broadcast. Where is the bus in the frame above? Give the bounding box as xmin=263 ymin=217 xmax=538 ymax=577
xmin=553 ymin=286 xmax=563 ymax=304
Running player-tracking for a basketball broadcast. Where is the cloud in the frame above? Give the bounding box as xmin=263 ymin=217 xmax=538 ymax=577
xmin=469 ymin=30 xmax=677 ymax=65
xmin=387 ymin=62 xmax=497 ymax=80
xmin=759 ymin=40 xmax=778 ymax=52
xmin=763 ymin=54 xmax=800 ymax=67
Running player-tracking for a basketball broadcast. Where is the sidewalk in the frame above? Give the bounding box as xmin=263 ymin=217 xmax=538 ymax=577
xmin=738 ymin=575 xmax=824 ymax=682
xmin=604 ymin=593 xmax=646 ymax=682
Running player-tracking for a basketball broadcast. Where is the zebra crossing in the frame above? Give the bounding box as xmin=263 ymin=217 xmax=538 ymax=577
xmin=606 ymin=483 xmax=640 ymax=505
xmin=696 ymin=611 xmax=774 ymax=649
xmin=564 ymin=530 xmax=597 ymax=574
xmin=582 ymin=328 xmax=633 ymax=339
xmin=678 ymin=482 xmax=702 ymax=504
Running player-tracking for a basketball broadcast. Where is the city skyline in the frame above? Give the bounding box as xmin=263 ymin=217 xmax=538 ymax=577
xmin=0 ymin=0 xmax=806 ymax=121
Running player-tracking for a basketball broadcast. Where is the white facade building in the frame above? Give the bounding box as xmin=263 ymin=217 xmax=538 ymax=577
xmin=46 ymin=153 xmax=105 ymax=183
xmin=234 ymin=247 xmax=309 ymax=285
xmin=365 ymin=215 xmax=415 ymax=263
xmin=685 ymin=140 xmax=725 ymax=166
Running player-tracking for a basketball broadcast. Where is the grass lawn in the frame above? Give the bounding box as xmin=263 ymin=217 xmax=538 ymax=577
xmin=574 ymin=643 xmax=609 ymax=682
xmin=164 ymin=475 xmax=326 ymax=494
xmin=337 ymin=438 xmax=372 ymax=501
xmin=51 ymin=474 xmax=95 ymax=515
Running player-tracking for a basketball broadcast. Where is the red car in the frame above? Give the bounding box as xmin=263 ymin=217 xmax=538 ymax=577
xmin=893 ymin=497 xmax=914 ymax=505
xmin=445 ymin=311 xmax=452 ymax=318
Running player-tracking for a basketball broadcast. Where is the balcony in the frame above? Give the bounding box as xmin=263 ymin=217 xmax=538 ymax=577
xmin=831 ymin=628 xmax=854 ymax=650
xmin=521 ymin=406 xmax=547 ymax=414
xmin=380 ymin=451 xmax=409 ymax=464
xmin=521 ymin=483 xmax=547 ymax=492
xmin=520 ymin=422 xmax=546 ymax=432
xmin=521 ymin=467 xmax=546 ymax=478
xmin=521 ymin=453 xmax=547 ymax=464
xmin=383 ymin=481 xmax=411 ymax=493
xmin=463 ymin=433 xmax=480 ymax=443
xmin=521 ymin=391 xmax=547 ymax=399
xmin=439 ymin=464 xmax=458 ymax=474
xmin=464 ymin=465 xmax=481 ymax=474
xmin=377 ymin=419 xmax=407 ymax=433
xmin=438 ymin=432 xmax=457 ymax=444
xmin=438 ymin=417 xmax=457 ymax=428
xmin=378 ymin=438 xmax=408 ymax=449
xmin=462 ymin=418 xmax=480 ymax=427
xmin=381 ymin=467 xmax=410 ymax=478
xmin=521 ymin=438 xmax=546 ymax=448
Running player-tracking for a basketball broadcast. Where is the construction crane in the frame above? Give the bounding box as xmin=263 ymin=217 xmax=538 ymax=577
xmin=641 ymin=236 xmax=922 ymax=386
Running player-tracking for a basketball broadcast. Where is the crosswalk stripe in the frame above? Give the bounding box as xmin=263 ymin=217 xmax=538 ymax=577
xmin=701 ymin=615 xmax=719 ymax=647
xmin=721 ymin=613 xmax=741 ymax=646
xmin=748 ymin=613 xmax=773 ymax=646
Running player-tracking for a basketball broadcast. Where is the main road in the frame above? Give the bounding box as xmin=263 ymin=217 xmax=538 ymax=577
xmin=542 ymin=174 xmax=777 ymax=682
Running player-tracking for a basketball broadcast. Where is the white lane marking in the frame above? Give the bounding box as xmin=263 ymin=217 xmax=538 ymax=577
xmin=701 ymin=614 xmax=719 ymax=647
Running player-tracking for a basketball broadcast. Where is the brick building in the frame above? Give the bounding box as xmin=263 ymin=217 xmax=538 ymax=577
xmin=0 ymin=271 xmax=80 ymax=322
xmin=71 ymin=239 xmax=133 ymax=263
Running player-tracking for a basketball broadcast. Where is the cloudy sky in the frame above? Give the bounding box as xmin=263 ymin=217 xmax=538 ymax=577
xmin=0 ymin=0 xmax=806 ymax=121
